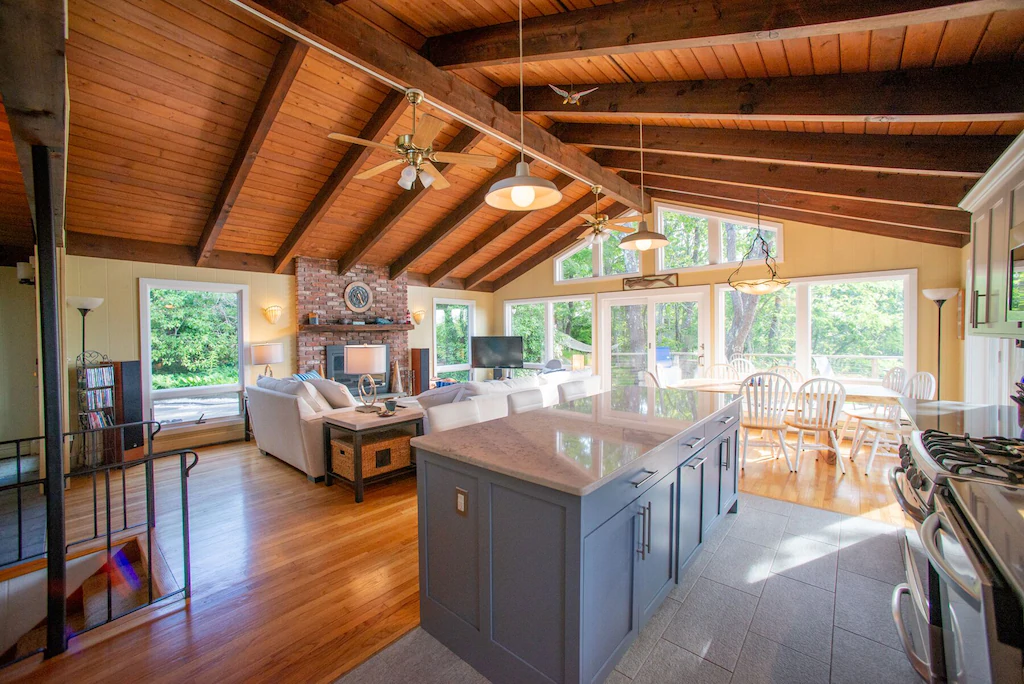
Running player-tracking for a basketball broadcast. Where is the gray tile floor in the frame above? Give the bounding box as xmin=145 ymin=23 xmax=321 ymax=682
xmin=339 ymin=493 xmax=922 ymax=684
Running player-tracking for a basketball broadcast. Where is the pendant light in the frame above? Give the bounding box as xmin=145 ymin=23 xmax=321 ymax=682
xmin=484 ymin=0 xmax=562 ymax=211
xmin=727 ymin=189 xmax=790 ymax=295
xmin=619 ymin=119 xmax=668 ymax=251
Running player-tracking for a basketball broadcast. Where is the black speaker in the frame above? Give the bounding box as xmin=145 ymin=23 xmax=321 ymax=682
xmin=410 ymin=348 xmax=429 ymax=395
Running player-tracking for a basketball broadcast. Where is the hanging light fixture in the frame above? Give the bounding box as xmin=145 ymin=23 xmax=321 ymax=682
xmin=727 ymin=189 xmax=790 ymax=295
xmin=484 ymin=0 xmax=562 ymax=211
xmin=619 ymin=119 xmax=668 ymax=251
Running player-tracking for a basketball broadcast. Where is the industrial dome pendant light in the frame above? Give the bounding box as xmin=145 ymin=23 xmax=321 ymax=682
xmin=484 ymin=0 xmax=562 ymax=211
xmin=619 ymin=119 xmax=668 ymax=251
xmin=727 ymin=189 xmax=790 ymax=295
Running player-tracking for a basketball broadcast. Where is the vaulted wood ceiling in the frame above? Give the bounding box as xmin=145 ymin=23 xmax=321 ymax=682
xmin=2 ymin=0 xmax=1023 ymax=285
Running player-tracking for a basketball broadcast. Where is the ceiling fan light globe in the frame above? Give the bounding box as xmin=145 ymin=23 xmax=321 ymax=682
xmin=419 ymin=170 xmax=435 ymax=188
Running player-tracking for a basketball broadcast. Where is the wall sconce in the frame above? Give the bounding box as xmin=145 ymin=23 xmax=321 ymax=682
xmin=412 ymin=309 xmax=426 ymax=325
xmin=17 ymin=260 xmax=35 ymax=286
xmin=263 ymin=305 xmax=283 ymax=325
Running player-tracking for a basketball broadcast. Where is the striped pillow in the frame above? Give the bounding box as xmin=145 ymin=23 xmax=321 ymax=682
xmin=293 ymin=370 xmax=322 ymax=381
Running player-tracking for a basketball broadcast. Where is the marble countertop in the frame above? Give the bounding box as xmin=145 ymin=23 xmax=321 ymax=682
xmin=899 ymin=398 xmax=1021 ymax=439
xmin=411 ymin=387 xmax=738 ymax=495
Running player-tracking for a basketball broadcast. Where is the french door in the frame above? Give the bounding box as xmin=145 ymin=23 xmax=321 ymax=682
xmin=598 ymin=287 xmax=711 ymax=390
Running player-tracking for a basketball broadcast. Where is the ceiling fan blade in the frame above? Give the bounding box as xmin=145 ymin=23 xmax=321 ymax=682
xmin=608 ymin=216 xmax=640 ymax=226
xmin=354 ymin=158 xmax=406 ymax=181
xmin=412 ymin=114 xmax=445 ymax=149
xmin=578 ymin=213 xmax=598 ymax=223
xmin=327 ymin=132 xmax=396 ymax=152
xmin=607 ymin=225 xmax=633 ymax=233
xmin=421 ymin=161 xmax=451 ymax=189
xmin=431 ymin=151 xmax=498 ymax=168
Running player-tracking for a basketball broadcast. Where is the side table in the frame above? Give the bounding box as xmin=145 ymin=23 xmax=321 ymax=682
xmin=322 ymin=408 xmax=425 ymax=503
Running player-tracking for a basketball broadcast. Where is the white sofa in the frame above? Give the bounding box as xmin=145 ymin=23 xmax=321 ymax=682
xmin=246 ymin=384 xmax=357 ymax=480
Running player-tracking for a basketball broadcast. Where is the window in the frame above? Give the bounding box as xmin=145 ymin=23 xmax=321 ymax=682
xmin=434 ymin=299 xmax=474 ymax=382
xmin=657 ymin=200 xmax=782 ymax=273
xmin=505 ymin=296 xmax=594 ymax=371
xmin=554 ymin=224 xmax=640 ymax=283
xmin=139 ymin=279 xmax=248 ymax=427
xmin=715 ymin=270 xmax=916 ymax=381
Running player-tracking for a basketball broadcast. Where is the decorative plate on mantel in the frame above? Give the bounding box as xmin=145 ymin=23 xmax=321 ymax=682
xmin=344 ymin=281 xmax=373 ymax=313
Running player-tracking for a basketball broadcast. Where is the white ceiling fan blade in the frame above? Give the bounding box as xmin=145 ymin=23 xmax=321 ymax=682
xmin=412 ymin=114 xmax=445 ymax=149
xmin=431 ymin=151 xmax=498 ymax=168
xmin=327 ymin=132 xmax=395 ymax=152
xmin=578 ymin=213 xmax=598 ymax=224
xmin=607 ymin=225 xmax=633 ymax=233
xmin=354 ymin=158 xmax=406 ymax=181
xmin=421 ymin=161 xmax=450 ymax=190
xmin=608 ymin=213 xmax=649 ymax=225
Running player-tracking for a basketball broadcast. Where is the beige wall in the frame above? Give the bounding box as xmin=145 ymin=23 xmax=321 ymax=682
xmin=63 ymin=256 xmax=297 ymax=447
xmin=494 ymin=202 xmax=966 ymax=401
xmin=0 ymin=267 xmax=41 ymax=445
xmin=408 ymin=285 xmax=495 ymax=381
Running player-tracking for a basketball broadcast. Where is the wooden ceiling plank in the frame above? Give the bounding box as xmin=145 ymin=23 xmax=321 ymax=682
xmin=502 ymin=64 xmax=1024 ymax=121
xmin=623 ymin=172 xmax=970 ymax=233
xmin=272 ymin=90 xmax=408 ymax=273
xmin=195 ymin=38 xmax=307 ymax=265
xmin=387 ymin=157 xmax=522 ymax=279
xmin=427 ymin=174 xmax=576 ymax=286
xmin=489 ymin=224 xmax=592 ymax=292
xmin=555 ymin=123 xmax=1009 ymax=175
xmin=422 ymin=0 xmax=1021 ymax=69
xmin=645 ymin=188 xmax=967 ymax=248
xmin=336 ymin=124 xmax=486 ymax=275
xmin=595 ymin=148 xmax=977 ymax=208
xmin=229 ymin=0 xmax=645 ymax=211
xmin=464 ymin=192 xmax=603 ymax=290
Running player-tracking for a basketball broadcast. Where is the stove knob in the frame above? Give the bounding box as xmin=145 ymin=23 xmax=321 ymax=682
xmin=908 ymin=468 xmax=924 ymax=489
xmin=899 ymin=444 xmax=911 ymax=469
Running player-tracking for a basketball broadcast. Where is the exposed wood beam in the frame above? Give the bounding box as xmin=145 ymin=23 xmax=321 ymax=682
xmin=645 ymin=189 xmax=967 ymax=248
xmin=337 ymin=125 xmax=486 ymax=275
xmin=466 ymin=195 xmax=621 ymax=290
xmin=556 ymin=124 xmax=1007 ymax=177
xmin=620 ymin=172 xmax=970 ymax=234
xmin=66 ymin=232 xmax=294 ymax=274
xmin=388 ymin=157 xmax=522 ymax=279
xmin=0 ymin=0 xmax=68 ymax=246
xmin=424 ymin=0 xmax=1020 ymax=69
xmin=595 ymin=149 xmax=975 ymax=209
xmin=405 ymin=271 xmax=483 ymax=292
xmin=0 ymin=243 xmax=34 ymax=267
xmin=427 ymin=175 xmax=575 ymax=285
xmin=273 ymin=91 xmax=408 ymax=273
xmin=502 ymin=65 xmax=1024 ymax=123
xmin=229 ymin=0 xmax=646 ymax=211
xmin=196 ymin=39 xmax=308 ymax=266
xmin=490 ymin=224 xmax=593 ymax=292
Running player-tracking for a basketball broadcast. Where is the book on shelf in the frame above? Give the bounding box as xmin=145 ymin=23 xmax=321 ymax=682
xmin=83 ymin=411 xmax=114 ymax=429
xmin=82 ymin=387 xmax=114 ymax=410
xmin=79 ymin=365 xmax=114 ymax=389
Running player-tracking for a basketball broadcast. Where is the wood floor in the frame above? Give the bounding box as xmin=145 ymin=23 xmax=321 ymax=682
xmin=1 ymin=435 xmax=907 ymax=683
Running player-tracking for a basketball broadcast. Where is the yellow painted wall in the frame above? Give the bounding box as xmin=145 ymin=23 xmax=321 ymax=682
xmin=408 ymin=285 xmax=495 ymax=381
xmin=494 ymin=203 xmax=966 ymax=400
xmin=63 ymin=256 xmax=297 ymax=448
xmin=0 ymin=267 xmax=41 ymax=444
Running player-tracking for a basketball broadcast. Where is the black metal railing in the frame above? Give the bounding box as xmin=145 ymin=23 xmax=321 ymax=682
xmin=0 ymin=435 xmax=46 ymax=567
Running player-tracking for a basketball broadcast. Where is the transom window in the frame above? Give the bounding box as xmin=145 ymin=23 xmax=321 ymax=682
xmin=434 ymin=298 xmax=475 ymax=382
xmin=657 ymin=201 xmax=783 ymax=273
xmin=505 ymin=296 xmax=594 ymax=372
xmin=139 ymin=279 xmax=248 ymax=427
xmin=555 ymin=221 xmax=641 ymax=283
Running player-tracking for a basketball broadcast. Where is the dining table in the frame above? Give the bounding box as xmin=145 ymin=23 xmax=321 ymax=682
xmin=670 ymin=377 xmax=904 ymax=405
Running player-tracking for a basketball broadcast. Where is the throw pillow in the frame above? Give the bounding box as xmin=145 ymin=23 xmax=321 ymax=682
xmin=293 ymin=370 xmax=322 ymax=381
xmin=300 ymin=381 xmax=328 ymax=412
xmin=308 ymin=377 xmax=355 ymax=409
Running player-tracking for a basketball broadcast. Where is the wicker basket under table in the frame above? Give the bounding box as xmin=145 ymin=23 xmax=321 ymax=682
xmin=330 ymin=429 xmax=412 ymax=481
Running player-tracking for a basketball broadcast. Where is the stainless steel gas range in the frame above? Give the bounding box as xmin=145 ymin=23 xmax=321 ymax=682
xmin=893 ymin=412 xmax=1024 ymax=684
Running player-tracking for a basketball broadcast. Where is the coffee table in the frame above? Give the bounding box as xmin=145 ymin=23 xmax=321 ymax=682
xmin=322 ymin=408 xmax=425 ymax=503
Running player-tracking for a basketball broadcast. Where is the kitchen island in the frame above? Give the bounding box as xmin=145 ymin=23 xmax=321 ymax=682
xmin=410 ymin=386 xmax=741 ymax=684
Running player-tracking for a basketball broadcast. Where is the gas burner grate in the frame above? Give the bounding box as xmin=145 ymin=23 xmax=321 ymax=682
xmin=921 ymin=430 xmax=1024 ymax=485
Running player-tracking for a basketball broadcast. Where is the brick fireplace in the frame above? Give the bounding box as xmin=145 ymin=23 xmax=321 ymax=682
xmin=295 ymin=257 xmax=410 ymax=376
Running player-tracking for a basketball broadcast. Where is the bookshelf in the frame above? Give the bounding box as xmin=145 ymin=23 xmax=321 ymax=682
xmin=74 ymin=356 xmax=144 ymax=468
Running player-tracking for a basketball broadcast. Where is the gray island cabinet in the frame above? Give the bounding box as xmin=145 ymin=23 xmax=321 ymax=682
xmin=410 ymin=386 xmax=741 ymax=684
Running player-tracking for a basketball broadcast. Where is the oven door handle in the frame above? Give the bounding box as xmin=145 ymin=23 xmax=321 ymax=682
xmin=921 ymin=512 xmax=983 ymax=602
xmin=891 ymin=584 xmax=932 ymax=682
xmin=889 ymin=468 xmax=927 ymax=524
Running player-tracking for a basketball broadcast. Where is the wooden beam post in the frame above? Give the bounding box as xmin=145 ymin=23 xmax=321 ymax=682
xmin=273 ymin=90 xmax=408 ymax=273
xmin=502 ymin=65 xmax=1024 ymax=123
xmin=196 ymin=39 xmax=308 ymax=266
xmin=427 ymin=175 xmax=575 ymax=285
xmin=336 ymin=125 xmax=485 ymax=275
xmin=424 ymin=0 xmax=1020 ymax=69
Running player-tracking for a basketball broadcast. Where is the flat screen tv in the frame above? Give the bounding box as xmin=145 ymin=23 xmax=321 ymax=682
xmin=471 ymin=336 xmax=524 ymax=369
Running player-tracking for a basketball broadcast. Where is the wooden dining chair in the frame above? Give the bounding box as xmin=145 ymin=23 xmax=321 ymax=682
xmin=785 ymin=378 xmax=847 ymax=474
xmin=903 ymin=372 xmax=936 ymax=400
xmin=730 ymin=357 xmax=758 ymax=377
xmin=768 ymin=365 xmax=803 ymax=387
xmin=740 ymin=372 xmax=794 ymax=470
xmin=839 ymin=366 xmax=907 ymax=441
xmin=706 ymin=363 xmax=739 ymax=381
xmin=642 ymin=371 xmax=661 ymax=388
xmin=850 ymin=400 xmax=903 ymax=474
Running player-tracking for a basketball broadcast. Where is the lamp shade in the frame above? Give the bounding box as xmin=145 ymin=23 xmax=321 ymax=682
xmin=344 ymin=344 xmax=387 ymax=375
xmin=922 ymin=287 xmax=960 ymax=302
xmin=618 ymin=218 xmax=669 ymax=252
xmin=67 ymin=296 xmax=104 ymax=312
xmin=251 ymin=342 xmax=284 ymax=366
xmin=485 ymin=162 xmax=562 ymax=211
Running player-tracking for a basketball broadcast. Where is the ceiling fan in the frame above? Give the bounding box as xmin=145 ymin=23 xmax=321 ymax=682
xmin=327 ymin=89 xmax=498 ymax=191
xmin=577 ymin=186 xmax=639 ymax=245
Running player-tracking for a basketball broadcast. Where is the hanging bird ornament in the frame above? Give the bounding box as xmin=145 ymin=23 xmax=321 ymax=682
xmin=547 ymin=84 xmax=599 ymax=106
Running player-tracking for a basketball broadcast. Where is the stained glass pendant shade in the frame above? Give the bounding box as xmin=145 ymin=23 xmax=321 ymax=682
xmin=727 ymin=191 xmax=790 ymax=295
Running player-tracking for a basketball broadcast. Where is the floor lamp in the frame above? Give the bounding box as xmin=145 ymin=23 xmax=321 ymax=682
xmin=922 ymin=288 xmax=959 ymax=400
xmin=66 ymin=296 xmax=105 ymax=361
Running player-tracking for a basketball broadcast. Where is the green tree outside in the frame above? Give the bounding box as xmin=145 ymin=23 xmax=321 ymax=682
xmin=149 ymin=289 xmax=240 ymax=389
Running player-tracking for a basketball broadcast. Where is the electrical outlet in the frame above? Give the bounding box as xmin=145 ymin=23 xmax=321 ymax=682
xmin=455 ymin=487 xmax=468 ymax=516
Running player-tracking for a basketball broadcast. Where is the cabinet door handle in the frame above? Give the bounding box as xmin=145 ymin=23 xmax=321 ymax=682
xmin=683 ymin=436 xmax=704 ymax=450
xmin=630 ymin=469 xmax=658 ymax=488
xmin=645 ymin=501 xmax=652 ymax=555
xmin=973 ymin=290 xmax=987 ymax=326
xmin=685 ymin=456 xmax=707 ymax=469
xmin=637 ymin=506 xmax=647 ymax=560
xmin=718 ymin=415 xmax=735 ymax=426
xmin=722 ymin=438 xmax=731 ymax=471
